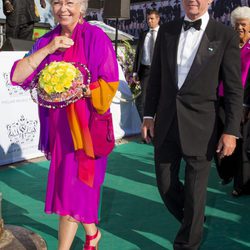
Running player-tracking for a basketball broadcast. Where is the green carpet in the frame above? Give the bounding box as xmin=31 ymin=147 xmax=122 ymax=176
xmin=1 ymin=141 xmax=250 ymax=249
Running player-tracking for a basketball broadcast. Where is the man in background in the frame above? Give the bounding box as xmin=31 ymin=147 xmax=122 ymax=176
xmin=2 ymin=0 xmax=46 ymax=40
xmin=133 ymin=10 xmax=160 ymax=120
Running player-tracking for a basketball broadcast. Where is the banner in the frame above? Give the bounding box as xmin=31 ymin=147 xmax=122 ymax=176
xmin=0 ymin=1 xmax=4 ymax=19
xmin=0 ymin=52 xmax=43 ymax=166
xmin=0 ymin=52 xmax=141 ymax=165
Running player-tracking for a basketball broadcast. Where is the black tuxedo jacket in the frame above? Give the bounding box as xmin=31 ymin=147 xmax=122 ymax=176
xmin=144 ymin=18 xmax=243 ymax=157
xmin=244 ymin=70 xmax=250 ymax=106
xmin=133 ymin=30 xmax=148 ymax=77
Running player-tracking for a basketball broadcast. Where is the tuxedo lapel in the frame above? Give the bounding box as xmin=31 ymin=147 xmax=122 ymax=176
xmin=165 ymin=20 xmax=182 ymax=87
xmin=181 ymin=20 xmax=221 ymax=88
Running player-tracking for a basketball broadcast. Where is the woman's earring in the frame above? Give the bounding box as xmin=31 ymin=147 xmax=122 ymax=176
xmin=78 ymin=16 xmax=83 ymax=24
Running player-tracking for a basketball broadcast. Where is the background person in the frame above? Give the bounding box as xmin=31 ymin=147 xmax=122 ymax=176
xmin=141 ymin=0 xmax=243 ymax=249
xmin=10 ymin=0 xmax=119 ymax=249
xmin=2 ymin=0 xmax=46 ymax=40
xmin=216 ymin=6 xmax=250 ymax=196
xmin=132 ymin=10 xmax=160 ymax=120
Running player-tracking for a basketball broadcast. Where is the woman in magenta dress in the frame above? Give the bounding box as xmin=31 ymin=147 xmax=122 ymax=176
xmin=216 ymin=6 xmax=250 ymax=196
xmin=10 ymin=0 xmax=119 ymax=249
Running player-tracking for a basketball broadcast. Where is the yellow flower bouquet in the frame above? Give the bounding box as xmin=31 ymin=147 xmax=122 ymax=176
xmin=30 ymin=61 xmax=91 ymax=108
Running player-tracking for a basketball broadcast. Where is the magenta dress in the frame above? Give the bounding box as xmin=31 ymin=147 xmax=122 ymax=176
xmin=219 ymin=38 xmax=250 ymax=95
xmin=10 ymin=22 xmax=119 ymax=224
xmin=45 ymin=106 xmax=107 ymax=223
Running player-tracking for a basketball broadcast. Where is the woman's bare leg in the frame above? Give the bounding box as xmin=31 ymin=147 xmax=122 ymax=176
xmin=58 ymin=215 xmax=79 ymax=250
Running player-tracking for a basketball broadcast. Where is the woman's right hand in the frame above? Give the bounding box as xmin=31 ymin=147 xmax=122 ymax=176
xmin=46 ymin=36 xmax=74 ymax=55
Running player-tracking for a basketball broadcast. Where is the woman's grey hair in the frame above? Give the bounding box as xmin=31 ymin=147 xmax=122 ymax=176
xmin=50 ymin=0 xmax=88 ymax=17
xmin=231 ymin=6 xmax=250 ymax=27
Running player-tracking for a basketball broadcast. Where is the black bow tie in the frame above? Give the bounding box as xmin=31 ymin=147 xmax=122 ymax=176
xmin=183 ymin=19 xmax=202 ymax=31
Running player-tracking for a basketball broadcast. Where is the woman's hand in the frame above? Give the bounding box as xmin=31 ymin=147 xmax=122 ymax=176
xmin=46 ymin=36 xmax=74 ymax=55
xmin=82 ymin=85 xmax=91 ymax=98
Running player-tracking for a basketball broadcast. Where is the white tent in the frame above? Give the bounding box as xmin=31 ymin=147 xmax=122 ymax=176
xmin=89 ymin=20 xmax=134 ymax=41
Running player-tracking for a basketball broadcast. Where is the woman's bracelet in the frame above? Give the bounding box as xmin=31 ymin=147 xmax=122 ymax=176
xmin=27 ymin=56 xmax=37 ymax=71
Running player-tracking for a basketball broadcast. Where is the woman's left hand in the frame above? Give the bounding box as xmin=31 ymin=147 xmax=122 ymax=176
xmin=82 ymin=85 xmax=91 ymax=98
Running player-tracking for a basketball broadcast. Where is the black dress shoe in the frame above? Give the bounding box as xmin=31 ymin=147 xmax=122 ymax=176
xmin=232 ymin=188 xmax=243 ymax=197
xmin=221 ymin=177 xmax=233 ymax=185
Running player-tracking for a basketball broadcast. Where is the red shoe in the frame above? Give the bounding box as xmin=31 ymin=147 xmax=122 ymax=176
xmin=83 ymin=229 xmax=100 ymax=250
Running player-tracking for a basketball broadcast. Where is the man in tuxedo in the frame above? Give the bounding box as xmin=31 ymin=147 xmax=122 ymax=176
xmin=142 ymin=0 xmax=243 ymax=249
xmin=2 ymin=0 xmax=46 ymax=40
xmin=133 ymin=10 xmax=160 ymax=120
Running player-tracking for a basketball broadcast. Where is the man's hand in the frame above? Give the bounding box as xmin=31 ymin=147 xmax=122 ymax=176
xmin=3 ymin=0 xmax=14 ymax=14
xmin=216 ymin=134 xmax=236 ymax=159
xmin=141 ymin=118 xmax=154 ymax=143
xmin=133 ymin=75 xmax=140 ymax=84
xmin=40 ymin=0 xmax=46 ymax=8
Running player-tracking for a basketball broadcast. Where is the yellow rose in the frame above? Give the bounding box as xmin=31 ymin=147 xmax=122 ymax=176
xmin=47 ymin=66 xmax=56 ymax=74
xmin=43 ymin=84 xmax=53 ymax=95
xmin=50 ymin=76 xmax=60 ymax=86
xmin=60 ymin=65 xmax=69 ymax=72
xmin=55 ymin=69 xmax=64 ymax=77
xmin=42 ymin=73 xmax=52 ymax=83
xmin=66 ymin=68 xmax=76 ymax=77
xmin=62 ymin=78 xmax=73 ymax=89
xmin=54 ymin=83 xmax=65 ymax=93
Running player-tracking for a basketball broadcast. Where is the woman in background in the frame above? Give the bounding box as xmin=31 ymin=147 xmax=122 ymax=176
xmin=216 ymin=6 xmax=250 ymax=197
xmin=10 ymin=0 xmax=119 ymax=249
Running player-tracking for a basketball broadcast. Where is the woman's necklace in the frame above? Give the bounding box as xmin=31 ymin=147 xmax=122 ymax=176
xmin=239 ymin=37 xmax=250 ymax=49
xmin=239 ymin=42 xmax=245 ymax=49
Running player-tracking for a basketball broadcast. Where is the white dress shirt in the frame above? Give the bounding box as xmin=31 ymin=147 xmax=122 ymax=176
xmin=141 ymin=25 xmax=160 ymax=66
xmin=177 ymin=12 xmax=210 ymax=89
xmin=143 ymin=13 xmax=209 ymax=120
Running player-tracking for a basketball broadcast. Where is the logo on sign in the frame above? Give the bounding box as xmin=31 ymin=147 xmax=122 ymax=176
xmin=2 ymin=72 xmax=26 ymax=96
xmin=6 ymin=115 xmax=38 ymax=144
